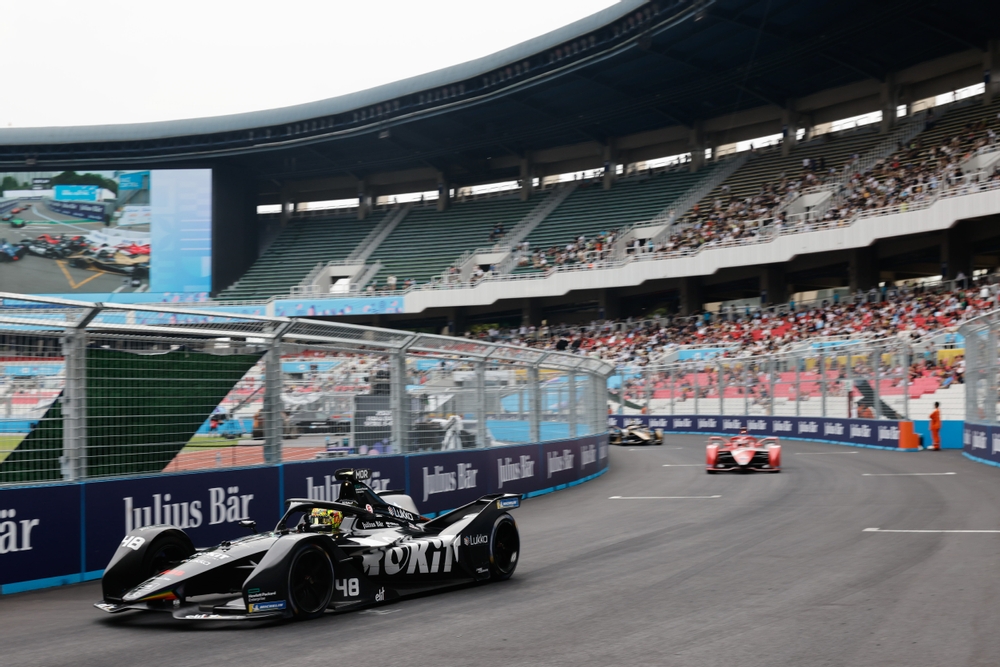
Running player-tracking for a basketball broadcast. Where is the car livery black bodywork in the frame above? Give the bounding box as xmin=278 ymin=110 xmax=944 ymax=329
xmin=94 ymin=468 xmax=521 ymax=621
xmin=609 ymin=423 xmax=663 ymax=446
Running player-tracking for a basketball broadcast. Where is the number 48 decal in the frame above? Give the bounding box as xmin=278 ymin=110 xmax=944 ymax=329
xmin=335 ymin=578 xmax=360 ymax=597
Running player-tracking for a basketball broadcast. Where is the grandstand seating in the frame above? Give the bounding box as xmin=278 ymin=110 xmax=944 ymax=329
xmin=513 ymin=164 xmax=722 ymax=274
xmin=678 ymin=125 xmax=891 ymax=228
xmin=364 ymin=194 xmax=547 ymax=287
xmin=217 ymin=210 xmax=385 ymax=301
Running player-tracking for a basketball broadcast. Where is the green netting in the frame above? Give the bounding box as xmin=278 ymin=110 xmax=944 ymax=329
xmin=0 ymin=347 xmax=262 ymax=483
xmin=0 ymin=398 xmax=65 ymax=484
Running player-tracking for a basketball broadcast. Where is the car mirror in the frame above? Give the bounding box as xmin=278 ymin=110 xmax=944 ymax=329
xmin=238 ymin=519 xmax=257 ymax=534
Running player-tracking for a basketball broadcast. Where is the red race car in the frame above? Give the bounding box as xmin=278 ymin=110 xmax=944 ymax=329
xmin=706 ymin=430 xmax=781 ymax=474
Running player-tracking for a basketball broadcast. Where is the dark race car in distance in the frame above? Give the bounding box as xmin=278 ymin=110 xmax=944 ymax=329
xmin=288 ymin=410 xmax=351 ymax=435
xmin=94 ymin=468 xmax=521 ymax=622
xmin=609 ymin=422 xmax=663 ymax=446
xmin=706 ymin=432 xmax=781 ymax=473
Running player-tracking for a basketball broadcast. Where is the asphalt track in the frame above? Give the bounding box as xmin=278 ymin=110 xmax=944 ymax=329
xmin=3 ymin=435 xmax=1000 ymax=667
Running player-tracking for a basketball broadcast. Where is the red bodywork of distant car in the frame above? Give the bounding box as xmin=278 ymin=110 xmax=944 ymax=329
xmin=706 ymin=434 xmax=781 ymax=473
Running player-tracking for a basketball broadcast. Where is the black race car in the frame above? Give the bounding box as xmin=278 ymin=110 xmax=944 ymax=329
xmin=94 ymin=468 xmax=521 ymax=621
xmin=609 ymin=423 xmax=664 ymax=446
xmin=288 ymin=410 xmax=351 ymax=435
xmin=0 ymin=239 xmax=27 ymax=262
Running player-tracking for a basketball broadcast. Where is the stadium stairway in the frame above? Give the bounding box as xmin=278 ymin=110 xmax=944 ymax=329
xmin=216 ymin=210 xmax=387 ymax=301
xmin=511 ymin=163 xmax=725 ymax=275
xmin=363 ymin=193 xmax=549 ymax=288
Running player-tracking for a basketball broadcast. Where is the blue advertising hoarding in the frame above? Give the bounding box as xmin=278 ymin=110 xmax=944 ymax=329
xmin=53 ymin=185 xmax=99 ymax=201
xmin=0 ymin=433 xmax=609 ymax=593
xmin=608 ymin=414 xmax=907 ymax=449
xmin=118 ymin=171 xmax=149 ymax=191
xmin=83 ymin=466 xmax=280 ymax=572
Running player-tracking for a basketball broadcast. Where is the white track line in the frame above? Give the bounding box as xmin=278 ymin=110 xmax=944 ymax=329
xmin=864 ymin=528 xmax=1000 ymax=533
xmin=609 ymin=495 xmax=721 ymax=499
xmin=862 ymin=472 xmax=956 ymax=476
xmin=662 ymin=464 xmax=703 ymax=467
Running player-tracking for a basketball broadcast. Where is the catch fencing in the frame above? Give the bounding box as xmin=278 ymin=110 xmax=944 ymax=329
xmin=609 ymin=338 xmax=960 ymax=422
xmin=0 ymin=293 xmax=613 ymax=486
xmin=960 ymin=311 xmax=1000 ymax=463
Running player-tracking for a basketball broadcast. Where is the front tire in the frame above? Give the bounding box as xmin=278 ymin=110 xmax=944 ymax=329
xmin=489 ymin=514 xmax=520 ymax=581
xmin=141 ymin=533 xmax=194 ymax=579
xmin=287 ymin=543 xmax=334 ymax=620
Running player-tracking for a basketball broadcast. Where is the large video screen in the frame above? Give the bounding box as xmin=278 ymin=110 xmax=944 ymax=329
xmin=0 ymin=169 xmax=211 ymax=296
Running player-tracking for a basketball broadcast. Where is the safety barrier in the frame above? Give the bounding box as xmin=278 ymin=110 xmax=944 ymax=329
xmin=0 ymin=433 xmax=608 ymax=594
xmin=962 ymin=423 xmax=1000 ymax=466
xmin=609 ymin=414 xmax=926 ymax=450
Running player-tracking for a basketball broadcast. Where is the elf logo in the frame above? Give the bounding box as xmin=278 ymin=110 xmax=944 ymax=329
xmin=0 ymin=508 xmax=38 ymax=554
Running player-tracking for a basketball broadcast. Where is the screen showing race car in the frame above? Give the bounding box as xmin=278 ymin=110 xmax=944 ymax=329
xmin=0 ymin=169 xmax=212 ymax=296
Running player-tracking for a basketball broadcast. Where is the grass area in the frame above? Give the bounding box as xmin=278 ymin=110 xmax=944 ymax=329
xmin=0 ymin=434 xmax=26 ymax=464
xmin=180 ymin=434 xmax=251 ymax=452
xmin=0 ymin=433 xmax=248 ymax=465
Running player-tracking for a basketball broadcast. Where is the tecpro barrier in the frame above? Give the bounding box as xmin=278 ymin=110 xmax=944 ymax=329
xmin=609 ymin=415 xmax=922 ymax=449
xmin=0 ymin=434 xmax=608 ymax=594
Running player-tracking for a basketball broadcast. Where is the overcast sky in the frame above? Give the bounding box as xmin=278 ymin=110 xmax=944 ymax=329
xmin=0 ymin=0 xmax=619 ymax=128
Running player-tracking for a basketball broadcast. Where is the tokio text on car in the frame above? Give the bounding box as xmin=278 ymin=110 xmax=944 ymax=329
xmin=94 ymin=468 xmax=521 ymax=621
xmin=705 ymin=431 xmax=781 ymax=473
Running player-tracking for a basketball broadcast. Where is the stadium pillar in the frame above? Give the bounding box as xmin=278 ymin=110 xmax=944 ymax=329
xmin=521 ymin=298 xmax=540 ymax=327
xmin=598 ymin=288 xmax=620 ymax=320
xmin=447 ymin=307 xmax=466 ymax=336
xmin=760 ymin=264 xmax=787 ymax=305
xmin=942 ymin=224 xmax=973 ymax=282
xmin=520 ymin=156 xmax=535 ymax=201
xmin=781 ymin=105 xmax=799 ymax=157
xmin=279 ymin=189 xmax=294 ymax=228
xmin=986 ymin=40 xmax=1000 ymax=105
xmin=602 ymin=141 xmax=618 ymax=190
xmin=689 ymin=123 xmax=706 ymax=173
xmin=357 ymin=180 xmax=371 ymax=220
xmin=437 ymin=175 xmax=450 ymax=212
xmin=879 ymin=73 xmax=898 ymax=134
xmin=849 ymin=246 xmax=878 ymax=292
xmin=679 ymin=277 xmax=702 ymax=316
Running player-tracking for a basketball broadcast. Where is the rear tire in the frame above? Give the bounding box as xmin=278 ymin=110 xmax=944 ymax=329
xmin=489 ymin=514 xmax=520 ymax=581
xmin=287 ymin=543 xmax=334 ymax=620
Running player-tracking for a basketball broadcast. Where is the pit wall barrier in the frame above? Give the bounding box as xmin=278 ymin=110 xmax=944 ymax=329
xmin=962 ymin=423 xmax=1000 ymax=466
xmin=0 ymin=434 xmax=608 ymax=595
xmin=608 ymin=415 xmax=933 ymax=449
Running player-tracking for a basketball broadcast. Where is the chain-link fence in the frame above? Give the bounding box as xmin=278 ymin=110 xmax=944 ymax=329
xmin=0 ymin=293 xmax=613 ymax=486
xmin=961 ymin=312 xmax=997 ymax=426
xmin=611 ymin=337 xmax=963 ymax=422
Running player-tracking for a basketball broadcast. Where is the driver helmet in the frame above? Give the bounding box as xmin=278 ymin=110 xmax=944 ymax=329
xmin=310 ymin=508 xmax=343 ymax=531
xmin=739 ymin=428 xmax=749 ymax=436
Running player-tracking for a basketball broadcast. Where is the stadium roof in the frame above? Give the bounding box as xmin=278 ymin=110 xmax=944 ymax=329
xmin=1 ymin=0 xmax=996 ymax=194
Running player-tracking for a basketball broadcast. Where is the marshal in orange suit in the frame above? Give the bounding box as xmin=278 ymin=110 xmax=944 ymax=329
xmin=929 ymin=402 xmax=941 ymax=451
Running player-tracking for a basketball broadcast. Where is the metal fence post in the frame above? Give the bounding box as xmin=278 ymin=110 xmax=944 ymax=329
xmin=475 ymin=360 xmax=487 ymax=447
xmin=743 ymin=362 xmax=750 ymax=416
xmin=391 ymin=350 xmax=409 ymax=453
xmin=693 ymin=365 xmax=700 ymax=415
xmin=768 ymin=358 xmax=776 ymax=417
xmin=873 ymin=347 xmax=882 ymax=420
xmin=902 ymin=346 xmax=910 ymax=421
xmin=61 ymin=329 xmax=88 ymax=481
xmin=819 ymin=349 xmax=827 ymax=418
xmin=529 ymin=365 xmax=541 ymax=443
xmin=644 ymin=366 xmax=653 ymax=415
xmin=795 ymin=355 xmax=800 ymax=417
xmin=718 ymin=361 xmax=725 ymax=415
xmin=846 ymin=349 xmax=854 ymax=418
xmin=567 ymin=371 xmax=578 ymax=437
xmin=617 ymin=369 xmax=624 ymax=415
xmin=263 ymin=338 xmax=283 ymax=464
